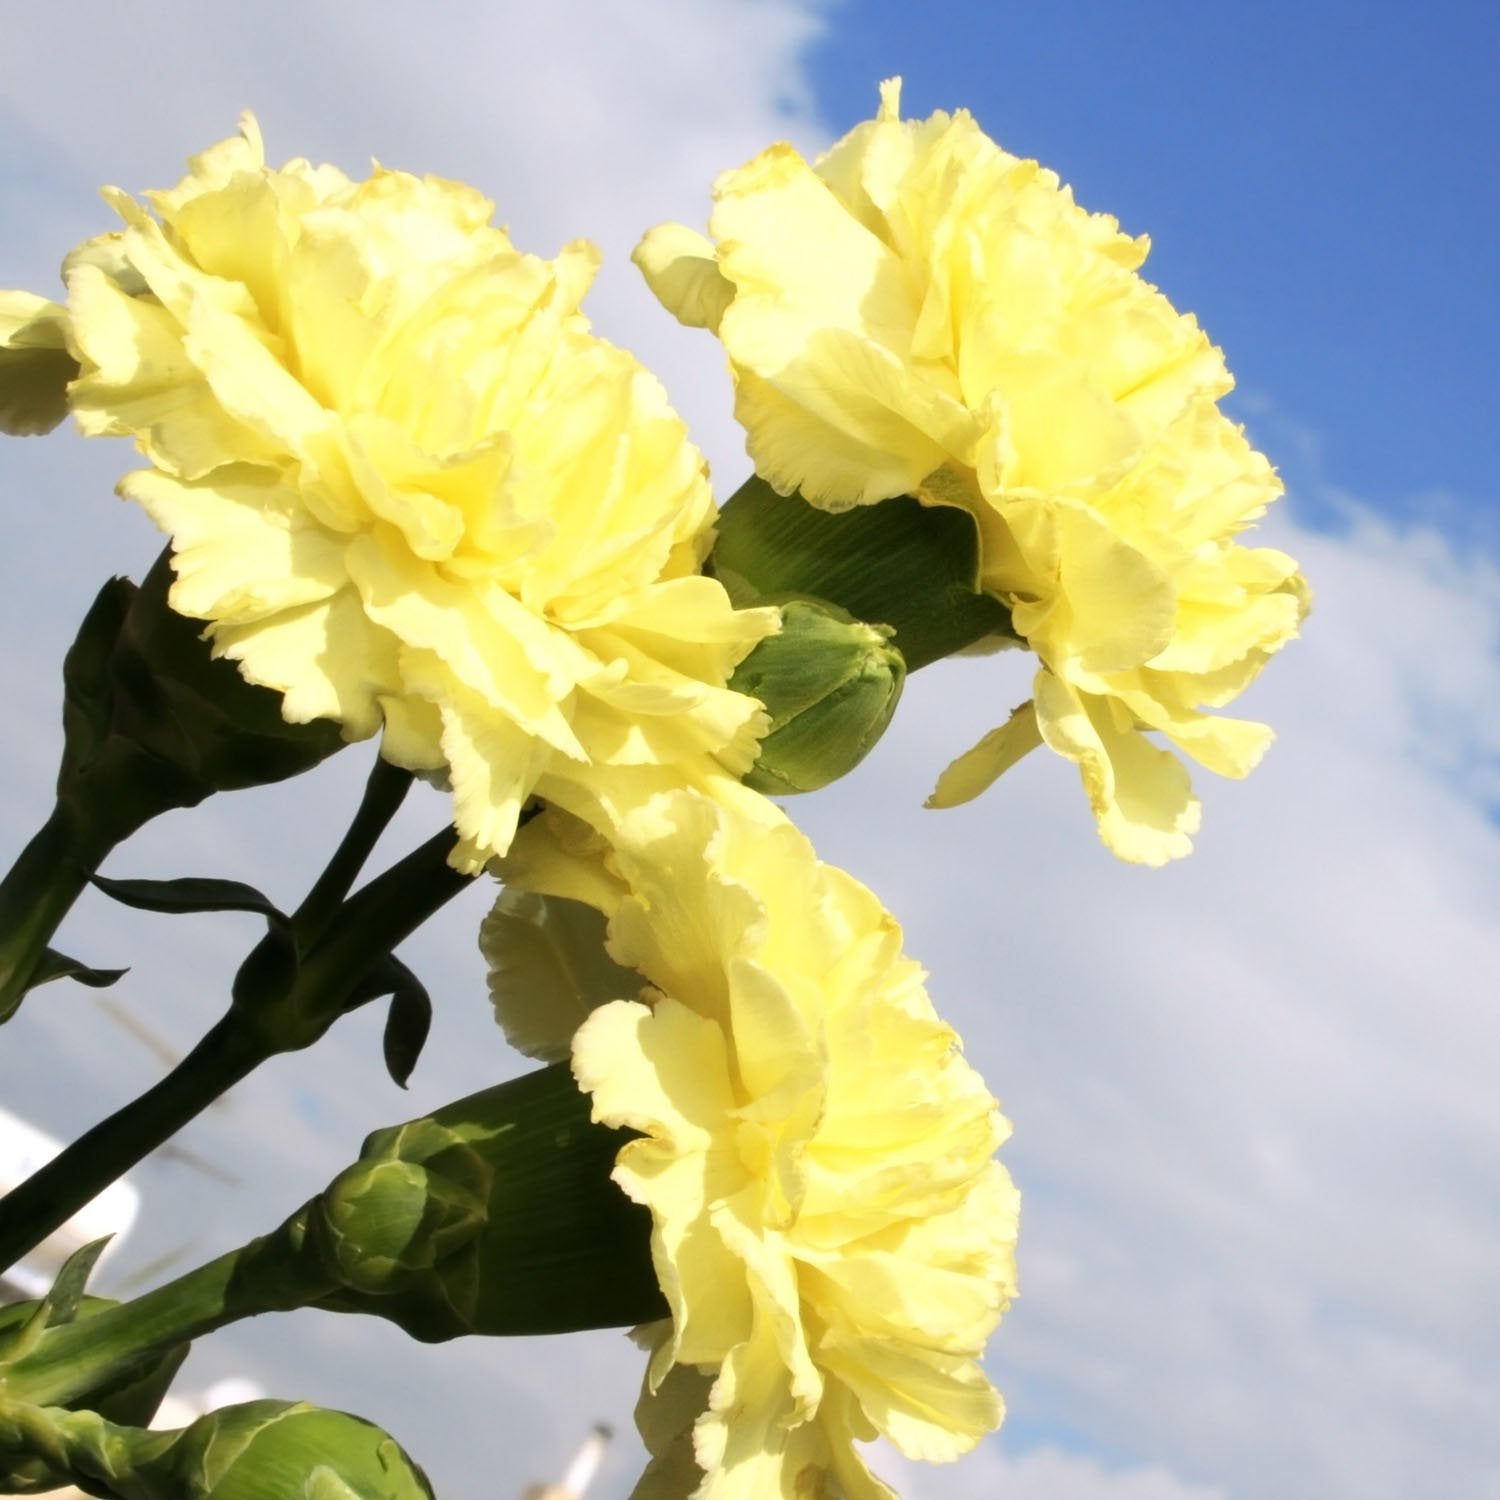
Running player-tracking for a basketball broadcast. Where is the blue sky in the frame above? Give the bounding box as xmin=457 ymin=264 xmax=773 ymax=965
xmin=1 ymin=5 xmax=1498 ymax=1499
xmin=809 ymin=0 xmax=1500 ymax=535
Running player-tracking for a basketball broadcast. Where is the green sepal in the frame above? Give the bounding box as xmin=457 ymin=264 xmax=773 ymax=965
xmin=731 ymin=598 xmax=906 ymax=794
xmin=710 ymin=476 xmax=1014 ymax=671
xmin=0 ymin=554 xmax=347 ymax=1024
xmin=56 ymin=552 xmax=348 ymax=843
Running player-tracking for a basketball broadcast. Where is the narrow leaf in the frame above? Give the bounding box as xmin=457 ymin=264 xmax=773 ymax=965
xmin=380 ymin=963 xmax=432 ymax=1089
xmin=29 ymin=948 xmax=129 ymax=992
xmin=92 ymin=874 xmax=289 ymax=932
xmin=42 ymin=1236 xmax=113 ymax=1326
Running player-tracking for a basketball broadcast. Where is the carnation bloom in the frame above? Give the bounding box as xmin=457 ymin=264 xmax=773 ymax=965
xmin=30 ymin=117 xmax=776 ymax=869
xmin=487 ymin=783 xmax=1018 ymax=1499
xmin=637 ymin=80 xmax=1309 ymax=865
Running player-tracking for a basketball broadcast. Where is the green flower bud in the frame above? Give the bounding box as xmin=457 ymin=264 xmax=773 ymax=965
xmin=313 ymin=1155 xmax=488 ymax=1298
xmin=140 ymin=1400 xmax=435 ymax=1500
xmin=0 ymin=1395 xmax=434 ymax=1500
xmin=731 ymin=599 xmax=905 ymax=794
xmin=306 ymin=1063 xmax=664 ymax=1340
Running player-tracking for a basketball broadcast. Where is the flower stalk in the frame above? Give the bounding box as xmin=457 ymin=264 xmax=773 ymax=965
xmin=2 ymin=1064 xmax=660 ymax=1412
xmin=0 ymin=799 xmax=121 ymax=1019
xmin=0 ymin=823 xmax=467 ymax=1278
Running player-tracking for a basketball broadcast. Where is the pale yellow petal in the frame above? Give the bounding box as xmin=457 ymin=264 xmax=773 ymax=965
xmin=926 ymin=699 xmax=1042 ymax=808
xmin=1034 ymin=669 xmax=1199 ymax=865
xmin=51 ymin=123 xmax=768 ymax=867
xmin=633 ymin=223 xmax=735 ymax=332
xmin=817 ymin=1338 xmax=999 ymax=1461
xmin=509 ymin=788 xmax=1015 ymax=1498
xmin=643 ymin=83 xmax=1305 ymax=860
xmin=479 ymin=889 xmax=641 ymax=1062
xmin=0 ymin=290 xmax=77 ymax=435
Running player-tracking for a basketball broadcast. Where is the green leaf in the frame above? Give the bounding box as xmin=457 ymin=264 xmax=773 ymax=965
xmin=40 ymin=1236 xmax=112 ymax=1326
xmin=91 ymin=873 xmax=289 ymax=932
xmin=28 ymin=947 xmax=128 ymax=992
xmin=379 ymin=962 xmax=432 ymax=1090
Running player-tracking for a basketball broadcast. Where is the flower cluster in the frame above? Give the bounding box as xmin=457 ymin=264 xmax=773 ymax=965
xmin=0 ymin=88 xmax=1313 ymax=1498
xmin=488 ymin=784 xmax=1018 ymax=1498
xmin=638 ymin=79 xmax=1308 ymax=864
xmin=31 ymin=117 xmax=777 ymax=869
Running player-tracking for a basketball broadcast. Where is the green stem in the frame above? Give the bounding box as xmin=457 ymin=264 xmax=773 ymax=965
xmin=0 ymin=827 xmax=469 ymax=1277
xmin=3 ymin=1211 xmax=332 ymax=1408
xmin=0 ymin=1013 xmax=270 ymax=1277
xmin=295 ymin=829 xmax=469 ymax=1005
xmin=0 ymin=1396 xmax=162 ymax=1498
xmin=291 ymin=757 xmax=414 ymax=948
xmin=0 ymin=800 xmax=112 ymax=1021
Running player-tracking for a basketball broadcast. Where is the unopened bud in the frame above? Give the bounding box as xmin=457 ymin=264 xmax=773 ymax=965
xmin=732 ymin=599 xmax=904 ymax=794
xmin=306 ymin=1064 xmax=663 ymax=1340
xmin=140 ymin=1399 xmax=435 ymax=1500
xmin=313 ymin=1153 xmax=488 ymax=1298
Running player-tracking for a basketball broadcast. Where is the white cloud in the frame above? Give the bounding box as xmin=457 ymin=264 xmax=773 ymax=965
xmin=879 ymin=1441 xmax=1227 ymax=1500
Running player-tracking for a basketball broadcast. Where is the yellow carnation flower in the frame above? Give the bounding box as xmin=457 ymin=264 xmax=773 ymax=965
xmin=35 ymin=117 xmax=777 ymax=869
xmin=637 ymin=80 xmax=1308 ymax=865
xmin=489 ymin=784 xmax=1018 ymax=1498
